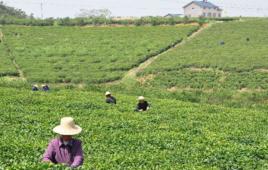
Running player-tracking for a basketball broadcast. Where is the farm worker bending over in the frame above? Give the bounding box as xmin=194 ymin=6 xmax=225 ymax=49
xmin=42 ymin=84 xmax=50 ymax=91
xmin=135 ymin=96 xmax=150 ymax=112
xmin=105 ymin=91 xmax=116 ymax=104
xmin=32 ymin=84 xmax=39 ymax=91
xmin=43 ymin=117 xmax=84 ymax=168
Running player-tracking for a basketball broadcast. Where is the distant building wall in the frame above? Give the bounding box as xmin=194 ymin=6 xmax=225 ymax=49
xmin=184 ymin=2 xmax=222 ymax=18
xmin=184 ymin=3 xmax=203 ymax=18
xmin=203 ymin=8 xmax=222 ymax=17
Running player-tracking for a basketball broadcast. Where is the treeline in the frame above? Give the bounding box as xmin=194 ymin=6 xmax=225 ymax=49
xmin=0 ymin=17 xmax=54 ymax=26
xmin=55 ymin=17 xmax=202 ymax=26
xmin=0 ymin=16 xmax=238 ymax=26
xmin=0 ymin=1 xmax=238 ymax=26
xmin=0 ymin=17 xmax=201 ymax=26
xmin=0 ymin=1 xmax=238 ymax=27
xmin=0 ymin=1 xmax=27 ymax=18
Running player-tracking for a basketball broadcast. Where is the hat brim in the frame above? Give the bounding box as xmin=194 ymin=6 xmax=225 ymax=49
xmin=53 ymin=125 xmax=82 ymax=135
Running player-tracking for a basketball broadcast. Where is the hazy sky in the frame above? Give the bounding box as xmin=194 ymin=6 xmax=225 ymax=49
xmin=3 ymin=0 xmax=268 ymax=18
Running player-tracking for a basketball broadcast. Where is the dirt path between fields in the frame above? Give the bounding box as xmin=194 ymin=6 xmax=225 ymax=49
xmin=12 ymin=59 xmax=26 ymax=81
xmin=1 ymin=31 xmax=27 ymax=81
xmin=0 ymin=31 xmax=3 ymax=42
xmin=167 ymin=86 xmax=214 ymax=93
xmin=255 ymin=68 xmax=268 ymax=73
xmin=121 ymin=23 xmax=211 ymax=82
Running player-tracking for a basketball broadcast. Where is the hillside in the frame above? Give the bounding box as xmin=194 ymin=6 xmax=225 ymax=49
xmin=0 ymin=87 xmax=267 ymax=169
xmin=0 ymin=18 xmax=268 ymax=169
xmin=0 ymin=25 xmax=198 ymax=83
xmin=1 ymin=19 xmax=268 ymax=108
xmin=106 ymin=19 xmax=268 ymax=108
xmin=0 ymin=2 xmax=27 ymax=18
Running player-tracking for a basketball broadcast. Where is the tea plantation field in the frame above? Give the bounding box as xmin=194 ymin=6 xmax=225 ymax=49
xmin=0 ymin=87 xmax=267 ymax=169
xmin=0 ymin=25 xmax=197 ymax=83
xmin=0 ymin=19 xmax=268 ymax=169
xmin=133 ymin=19 xmax=268 ymax=107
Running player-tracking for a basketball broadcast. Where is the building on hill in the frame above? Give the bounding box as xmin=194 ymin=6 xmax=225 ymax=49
xmin=183 ymin=0 xmax=222 ymax=18
xmin=164 ymin=13 xmax=183 ymax=18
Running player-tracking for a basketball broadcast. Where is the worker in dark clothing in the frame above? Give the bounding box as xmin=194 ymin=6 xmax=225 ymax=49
xmin=32 ymin=84 xmax=39 ymax=91
xmin=135 ymin=96 xmax=150 ymax=112
xmin=42 ymin=84 xmax=50 ymax=91
xmin=105 ymin=91 xmax=116 ymax=104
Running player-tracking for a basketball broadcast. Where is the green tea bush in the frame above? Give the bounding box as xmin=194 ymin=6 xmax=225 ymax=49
xmin=0 ymin=87 xmax=267 ymax=169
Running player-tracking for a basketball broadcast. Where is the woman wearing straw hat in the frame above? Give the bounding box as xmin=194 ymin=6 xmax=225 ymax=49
xmin=135 ymin=96 xmax=150 ymax=112
xmin=43 ymin=117 xmax=84 ymax=168
xmin=105 ymin=91 xmax=117 ymax=104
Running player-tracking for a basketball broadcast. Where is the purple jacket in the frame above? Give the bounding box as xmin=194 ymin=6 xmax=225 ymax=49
xmin=43 ymin=138 xmax=83 ymax=168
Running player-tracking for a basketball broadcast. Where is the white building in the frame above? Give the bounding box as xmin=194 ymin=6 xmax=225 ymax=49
xmin=183 ymin=0 xmax=222 ymax=18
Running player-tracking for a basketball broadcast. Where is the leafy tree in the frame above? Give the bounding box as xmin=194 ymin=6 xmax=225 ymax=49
xmin=76 ymin=9 xmax=112 ymax=18
xmin=0 ymin=1 xmax=27 ymax=18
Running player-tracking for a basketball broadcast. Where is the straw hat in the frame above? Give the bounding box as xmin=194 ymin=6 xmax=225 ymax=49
xmin=42 ymin=84 xmax=46 ymax=87
xmin=105 ymin=91 xmax=111 ymax=96
xmin=33 ymin=84 xmax=39 ymax=88
xmin=138 ymin=96 xmax=145 ymax=101
xmin=53 ymin=117 xmax=82 ymax=136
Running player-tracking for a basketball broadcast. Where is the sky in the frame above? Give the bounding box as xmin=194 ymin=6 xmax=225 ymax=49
xmin=2 ymin=0 xmax=268 ymax=18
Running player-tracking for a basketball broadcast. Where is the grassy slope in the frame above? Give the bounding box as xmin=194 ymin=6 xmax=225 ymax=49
xmin=0 ymin=87 xmax=267 ymax=169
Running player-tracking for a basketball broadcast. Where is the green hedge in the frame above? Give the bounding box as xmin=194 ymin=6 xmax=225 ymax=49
xmin=0 ymin=16 xmax=205 ymax=26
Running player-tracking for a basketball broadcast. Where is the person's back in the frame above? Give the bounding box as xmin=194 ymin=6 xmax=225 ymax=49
xmin=136 ymin=96 xmax=149 ymax=111
xmin=106 ymin=96 xmax=116 ymax=104
xmin=137 ymin=101 xmax=149 ymax=111
xmin=105 ymin=91 xmax=116 ymax=104
xmin=32 ymin=85 xmax=39 ymax=91
xmin=42 ymin=85 xmax=50 ymax=91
